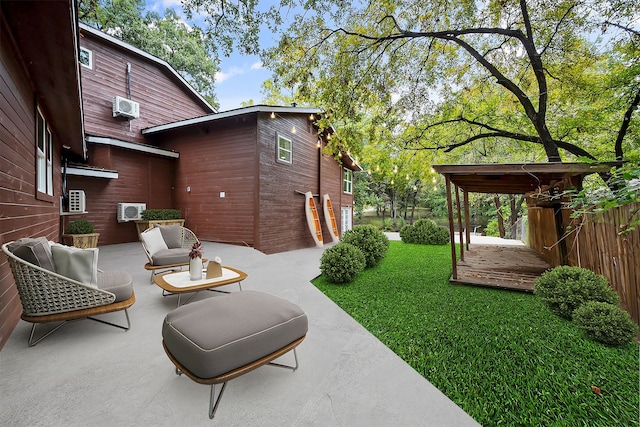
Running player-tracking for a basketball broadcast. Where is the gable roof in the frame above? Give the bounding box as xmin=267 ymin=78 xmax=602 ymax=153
xmin=79 ymin=22 xmax=216 ymax=114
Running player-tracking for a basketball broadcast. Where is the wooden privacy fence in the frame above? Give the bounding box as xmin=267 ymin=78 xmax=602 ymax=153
xmin=529 ymin=203 xmax=640 ymax=327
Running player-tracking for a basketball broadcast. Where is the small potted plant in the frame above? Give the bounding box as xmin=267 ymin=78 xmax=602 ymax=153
xmin=62 ymin=219 xmax=99 ymax=248
xmin=189 ymin=242 xmax=203 ymax=280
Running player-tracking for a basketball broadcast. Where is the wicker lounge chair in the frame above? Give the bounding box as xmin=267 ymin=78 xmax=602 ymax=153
xmin=140 ymin=225 xmax=204 ymax=282
xmin=2 ymin=240 xmax=135 ymax=346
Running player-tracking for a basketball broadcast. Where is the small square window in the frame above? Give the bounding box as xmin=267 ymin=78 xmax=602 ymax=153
xmin=277 ymin=134 xmax=292 ymax=164
xmin=343 ymin=169 xmax=353 ymax=194
xmin=79 ymin=47 xmax=93 ymax=69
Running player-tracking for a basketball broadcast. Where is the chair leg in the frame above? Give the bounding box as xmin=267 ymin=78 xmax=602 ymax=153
xmin=88 ymin=308 xmax=131 ymax=331
xmin=209 ymin=382 xmax=228 ymax=420
xmin=27 ymin=321 xmax=67 ymax=347
xmin=268 ymin=348 xmax=299 ymax=371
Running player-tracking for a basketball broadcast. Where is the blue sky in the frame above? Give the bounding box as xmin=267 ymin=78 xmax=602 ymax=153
xmin=146 ymin=0 xmax=279 ymax=111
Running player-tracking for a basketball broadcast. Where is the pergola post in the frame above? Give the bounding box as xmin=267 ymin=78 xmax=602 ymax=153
xmin=455 ymin=185 xmax=464 ymax=261
xmin=444 ymin=175 xmax=457 ymax=279
xmin=463 ymin=190 xmax=471 ymax=250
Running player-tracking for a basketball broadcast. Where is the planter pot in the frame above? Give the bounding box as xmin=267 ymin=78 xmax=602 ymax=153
xmin=189 ymin=257 xmax=203 ymax=280
xmin=135 ymin=219 xmax=185 ymax=240
xmin=62 ymin=233 xmax=100 ymax=249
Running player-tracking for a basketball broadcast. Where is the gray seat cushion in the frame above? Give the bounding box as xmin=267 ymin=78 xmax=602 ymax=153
xmin=162 ymin=290 xmax=308 ymax=379
xmin=97 ymin=270 xmax=133 ymax=302
xmin=151 ymin=248 xmax=190 ymax=266
xmin=7 ymin=237 xmax=55 ymax=272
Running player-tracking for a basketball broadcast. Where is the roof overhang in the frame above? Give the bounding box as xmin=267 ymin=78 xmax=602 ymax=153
xmin=79 ymin=23 xmax=216 ymax=114
xmin=2 ymin=0 xmax=86 ymax=159
xmin=433 ymin=162 xmax=621 ymax=194
xmin=142 ymin=105 xmax=323 ymax=135
xmin=86 ymin=135 xmax=179 ymax=158
xmin=63 ymin=164 xmax=118 ymax=179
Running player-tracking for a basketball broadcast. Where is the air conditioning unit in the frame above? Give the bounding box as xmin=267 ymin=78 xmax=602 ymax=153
xmin=69 ymin=190 xmax=86 ymax=213
xmin=117 ymin=203 xmax=146 ymax=222
xmin=112 ymin=96 xmax=140 ymax=119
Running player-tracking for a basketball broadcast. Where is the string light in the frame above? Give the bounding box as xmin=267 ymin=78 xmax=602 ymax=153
xmin=270 ymin=112 xmax=276 ymax=119
xmin=316 ymin=139 xmax=321 ymax=148
xmin=432 ymin=177 xmax=437 ymax=184
xmin=292 ymin=126 xmax=297 ymax=134
xmin=309 ymin=114 xmax=315 ymax=121
xmin=393 ymin=165 xmax=398 ymax=173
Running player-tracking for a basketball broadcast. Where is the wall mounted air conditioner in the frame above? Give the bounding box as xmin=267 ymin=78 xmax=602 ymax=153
xmin=117 ymin=203 xmax=146 ymax=222
xmin=113 ymin=96 xmax=140 ymax=119
xmin=69 ymin=190 xmax=86 ymax=213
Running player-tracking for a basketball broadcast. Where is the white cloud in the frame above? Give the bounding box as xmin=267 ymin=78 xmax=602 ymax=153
xmin=215 ymin=66 xmax=244 ymax=83
xmin=250 ymin=61 xmax=263 ymax=70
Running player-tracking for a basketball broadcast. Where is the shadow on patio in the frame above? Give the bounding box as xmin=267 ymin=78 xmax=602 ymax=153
xmin=1 ymin=241 xmax=478 ymax=426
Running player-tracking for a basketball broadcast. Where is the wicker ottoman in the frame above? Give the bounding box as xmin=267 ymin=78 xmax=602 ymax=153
xmin=162 ymin=290 xmax=308 ymax=419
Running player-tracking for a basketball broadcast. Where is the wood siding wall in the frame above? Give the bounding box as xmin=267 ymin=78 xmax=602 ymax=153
xmin=1 ymin=26 xmax=63 ymax=348
xmin=159 ymin=117 xmax=258 ymax=247
xmin=154 ymin=112 xmax=352 ymax=254
xmin=79 ymin=31 xmax=210 ymax=144
xmin=66 ymin=145 xmax=176 ymax=245
xmin=528 ymin=204 xmax=640 ymax=327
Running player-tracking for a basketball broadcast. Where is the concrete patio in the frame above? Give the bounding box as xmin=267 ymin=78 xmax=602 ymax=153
xmin=0 ymin=240 xmax=479 ymax=426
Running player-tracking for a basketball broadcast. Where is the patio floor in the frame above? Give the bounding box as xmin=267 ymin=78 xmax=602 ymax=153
xmin=0 ymin=240 xmax=479 ymax=426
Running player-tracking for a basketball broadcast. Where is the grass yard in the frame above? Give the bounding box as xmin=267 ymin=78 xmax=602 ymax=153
xmin=312 ymin=241 xmax=639 ymax=426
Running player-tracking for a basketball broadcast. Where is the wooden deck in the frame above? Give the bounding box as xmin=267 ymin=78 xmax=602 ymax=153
xmin=452 ymin=244 xmax=552 ymax=292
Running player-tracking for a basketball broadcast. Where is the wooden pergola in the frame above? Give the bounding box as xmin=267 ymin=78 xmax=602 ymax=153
xmin=433 ymin=162 xmax=618 ymax=291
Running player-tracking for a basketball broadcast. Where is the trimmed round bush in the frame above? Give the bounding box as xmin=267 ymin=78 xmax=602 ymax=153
xmin=320 ymin=243 xmax=366 ymax=284
xmin=341 ymin=225 xmax=390 ymax=268
xmin=400 ymin=219 xmax=449 ymax=245
xmin=534 ymin=266 xmax=619 ymax=319
xmin=66 ymin=219 xmax=95 ymax=234
xmin=573 ymin=301 xmax=638 ymax=346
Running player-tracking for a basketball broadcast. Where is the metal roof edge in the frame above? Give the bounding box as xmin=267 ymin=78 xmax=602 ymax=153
xmin=142 ymin=105 xmax=323 ymax=135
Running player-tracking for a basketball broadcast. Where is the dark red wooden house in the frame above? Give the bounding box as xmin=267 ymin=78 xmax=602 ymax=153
xmin=1 ymin=0 xmax=86 ymax=348
xmin=0 ymin=2 xmax=359 ymax=348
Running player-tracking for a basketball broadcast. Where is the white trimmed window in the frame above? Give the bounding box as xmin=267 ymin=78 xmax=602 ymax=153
xmin=79 ymin=47 xmax=93 ymax=69
xmin=341 ymin=207 xmax=352 ymax=233
xmin=343 ymin=168 xmax=353 ymax=194
xmin=36 ymin=108 xmax=53 ymax=196
xmin=277 ymin=134 xmax=292 ymax=164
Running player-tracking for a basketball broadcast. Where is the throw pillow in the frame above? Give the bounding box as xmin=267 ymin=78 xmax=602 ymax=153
xmin=51 ymin=245 xmax=99 ymax=287
xmin=141 ymin=227 xmax=168 ymax=257
xmin=7 ymin=237 xmax=56 ymax=272
xmin=155 ymin=224 xmax=181 ymax=249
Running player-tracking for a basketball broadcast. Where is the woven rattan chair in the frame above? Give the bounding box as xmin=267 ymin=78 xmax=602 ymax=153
xmin=141 ymin=226 xmax=204 ymax=282
xmin=2 ymin=242 xmax=135 ymax=346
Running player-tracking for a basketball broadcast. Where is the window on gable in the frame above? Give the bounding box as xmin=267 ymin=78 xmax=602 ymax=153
xmin=277 ymin=134 xmax=292 ymax=164
xmin=79 ymin=47 xmax=92 ymax=69
xmin=36 ymin=108 xmax=53 ymax=197
xmin=343 ymin=168 xmax=353 ymax=194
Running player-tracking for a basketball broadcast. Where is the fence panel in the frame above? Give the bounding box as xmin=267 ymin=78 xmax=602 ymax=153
xmin=529 ymin=203 xmax=639 ymax=327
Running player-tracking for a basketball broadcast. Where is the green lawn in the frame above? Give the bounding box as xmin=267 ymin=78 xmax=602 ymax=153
xmin=312 ymin=242 xmax=639 ymax=426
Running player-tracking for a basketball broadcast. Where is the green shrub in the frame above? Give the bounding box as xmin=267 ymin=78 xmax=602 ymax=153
xmin=573 ymin=301 xmax=638 ymax=346
xmin=400 ymin=219 xmax=449 ymax=245
xmin=65 ymin=219 xmax=95 ymax=234
xmin=141 ymin=209 xmax=182 ymax=220
xmin=534 ymin=266 xmax=619 ymax=319
xmin=484 ymin=219 xmax=500 ymax=237
xmin=320 ymin=243 xmax=366 ymax=283
xmin=341 ymin=225 xmax=390 ymax=267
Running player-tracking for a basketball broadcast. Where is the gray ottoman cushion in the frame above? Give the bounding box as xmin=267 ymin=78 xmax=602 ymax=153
xmin=152 ymin=248 xmax=190 ymax=266
xmin=97 ymin=270 xmax=133 ymax=302
xmin=162 ymin=290 xmax=308 ymax=379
